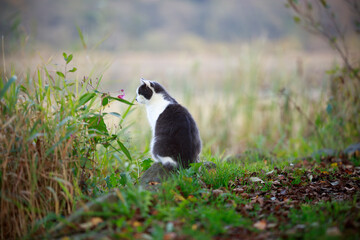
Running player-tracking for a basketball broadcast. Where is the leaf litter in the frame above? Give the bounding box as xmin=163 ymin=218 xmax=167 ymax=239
xmin=46 ymin=154 xmax=360 ymax=239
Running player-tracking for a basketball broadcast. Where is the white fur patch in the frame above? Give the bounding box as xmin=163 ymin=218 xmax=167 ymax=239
xmin=145 ymin=93 xmax=171 ymax=133
xmin=154 ymin=156 xmax=178 ymax=167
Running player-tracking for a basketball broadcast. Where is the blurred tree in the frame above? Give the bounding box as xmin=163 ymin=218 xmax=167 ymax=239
xmin=287 ymin=0 xmax=360 ymax=144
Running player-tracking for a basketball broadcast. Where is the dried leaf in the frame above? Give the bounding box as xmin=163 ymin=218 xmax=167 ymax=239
xmin=191 ymin=224 xmax=198 ymax=230
xmin=307 ymin=174 xmax=313 ymax=182
xmin=79 ymin=217 xmax=103 ymax=230
xmin=250 ymin=177 xmax=264 ymax=183
xmin=212 ymin=189 xmax=224 ymax=197
xmin=172 ymin=192 xmax=185 ymax=202
xmin=149 ymin=181 xmax=160 ymax=185
xmin=326 ymin=226 xmax=341 ymax=236
xmin=164 ymin=232 xmax=177 ymax=240
xmin=233 ymin=188 xmax=245 ymax=194
xmin=253 ymin=220 xmax=267 ymax=230
xmin=330 ymin=162 xmax=338 ymax=168
xmin=330 ymin=181 xmax=339 ymax=186
xmin=132 ymin=221 xmax=142 ymax=227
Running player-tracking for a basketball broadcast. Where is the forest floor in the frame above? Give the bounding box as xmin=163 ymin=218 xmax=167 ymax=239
xmin=42 ymin=150 xmax=360 ymax=240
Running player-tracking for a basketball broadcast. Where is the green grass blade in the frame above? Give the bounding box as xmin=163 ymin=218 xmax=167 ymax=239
xmin=117 ymin=140 xmax=132 ymax=161
xmin=76 ymin=25 xmax=87 ymax=49
xmin=0 ymin=75 xmax=16 ymax=100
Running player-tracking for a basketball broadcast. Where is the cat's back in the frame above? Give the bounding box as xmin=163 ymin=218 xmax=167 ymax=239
xmin=156 ymin=103 xmax=198 ymax=135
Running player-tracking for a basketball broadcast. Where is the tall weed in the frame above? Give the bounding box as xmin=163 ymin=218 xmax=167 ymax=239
xmin=0 ymin=53 xmax=133 ymax=239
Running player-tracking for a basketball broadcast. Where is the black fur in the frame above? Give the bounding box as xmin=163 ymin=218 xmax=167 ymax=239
xmin=153 ymin=104 xmax=202 ymax=169
xmin=149 ymin=82 xmax=177 ymax=103
xmin=138 ymin=84 xmax=153 ymax=100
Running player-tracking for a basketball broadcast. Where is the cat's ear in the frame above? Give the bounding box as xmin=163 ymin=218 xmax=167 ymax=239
xmin=141 ymin=78 xmax=152 ymax=88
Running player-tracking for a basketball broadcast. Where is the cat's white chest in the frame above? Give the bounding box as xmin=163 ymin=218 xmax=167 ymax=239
xmin=145 ymin=95 xmax=171 ymax=134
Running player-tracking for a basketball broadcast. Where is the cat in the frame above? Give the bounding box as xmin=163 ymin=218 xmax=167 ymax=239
xmin=136 ymin=78 xmax=202 ymax=169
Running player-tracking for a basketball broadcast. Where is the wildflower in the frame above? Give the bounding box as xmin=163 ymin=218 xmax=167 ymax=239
xmin=117 ymin=89 xmax=125 ymax=99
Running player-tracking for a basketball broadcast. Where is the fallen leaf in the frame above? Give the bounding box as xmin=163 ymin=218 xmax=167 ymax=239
xmin=250 ymin=177 xmax=264 ymax=183
xmin=272 ymin=180 xmax=281 ymax=186
xmin=253 ymin=220 xmax=267 ymax=230
xmin=192 ymin=224 xmax=198 ymax=230
xmin=267 ymin=223 xmax=277 ymax=228
xmin=241 ymin=193 xmax=249 ymax=199
xmin=132 ymin=221 xmax=142 ymax=227
xmin=233 ymin=188 xmax=245 ymax=194
xmin=171 ymin=190 xmax=185 ymax=202
xmin=330 ymin=162 xmax=338 ymax=168
xmin=307 ymin=174 xmax=313 ymax=182
xmin=79 ymin=217 xmax=103 ymax=230
xmin=164 ymin=232 xmax=176 ymax=240
xmin=278 ymin=175 xmax=286 ymax=180
xmin=149 ymin=181 xmax=160 ymax=185
xmin=326 ymin=226 xmax=341 ymax=236
xmin=330 ymin=181 xmax=339 ymax=186
xmin=212 ymin=189 xmax=224 ymax=197
xmin=187 ymin=195 xmax=197 ymax=202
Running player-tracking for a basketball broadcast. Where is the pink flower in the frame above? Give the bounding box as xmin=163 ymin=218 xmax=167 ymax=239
xmin=117 ymin=89 xmax=125 ymax=99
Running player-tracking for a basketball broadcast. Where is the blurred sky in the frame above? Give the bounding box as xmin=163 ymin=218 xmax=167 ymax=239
xmin=1 ymin=0 xmax=353 ymax=52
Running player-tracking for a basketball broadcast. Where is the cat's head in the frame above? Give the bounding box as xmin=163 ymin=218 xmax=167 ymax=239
xmin=136 ymin=78 xmax=176 ymax=104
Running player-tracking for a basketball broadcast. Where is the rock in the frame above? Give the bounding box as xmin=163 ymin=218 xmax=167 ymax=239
xmin=311 ymin=149 xmax=337 ymax=159
xmin=344 ymin=142 xmax=360 ymax=158
xmin=138 ymin=162 xmax=175 ymax=190
xmin=138 ymin=161 xmax=217 ymax=190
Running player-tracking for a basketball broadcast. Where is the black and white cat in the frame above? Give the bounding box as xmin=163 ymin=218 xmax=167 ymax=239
xmin=136 ymin=78 xmax=202 ymax=169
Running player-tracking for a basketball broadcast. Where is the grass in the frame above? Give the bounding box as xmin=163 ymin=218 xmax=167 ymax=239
xmin=33 ymin=154 xmax=360 ymax=240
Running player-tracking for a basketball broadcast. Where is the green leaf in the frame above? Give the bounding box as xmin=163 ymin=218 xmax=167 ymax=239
xmin=293 ymin=16 xmax=301 ymax=23
xmin=106 ymin=96 xmax=134 ymax=105
xmin=68 ymin=67 xmax=77 ymax=73
xmin=141 ymin=158 xmax=153 ymax=171
xmin=0 ymin=75 xmax=16 ymax=100
xmin=86 ymin=115 xmax=109 ymax=136
xmin=63 ymin=52 xmax=67 ymax=60
xmin=102 ymin=97 xmax=109 ymax=106
xmin=320 ymin=0 xmax=328 ymax=8
xmin=106 ymin=112 xmax=122 ymax=118
xmin=117 ymin=140 xmax=132 ymax=161
xmin=56 ymin=71 xmax=65 ymax=78
xmin=66 ymin=54 xmax=73 ymax=64
xmin=119 ymin=172 xmax=128 ymax=186
xmin=78 ymin=92 xmax=96 ymax=107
